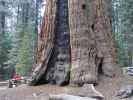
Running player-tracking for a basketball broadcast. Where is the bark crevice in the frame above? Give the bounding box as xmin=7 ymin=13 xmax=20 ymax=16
xmin=82 ymin=4 xmax=86 ymax=10
xmin=29 ymin=0 xmax=119 ymax=86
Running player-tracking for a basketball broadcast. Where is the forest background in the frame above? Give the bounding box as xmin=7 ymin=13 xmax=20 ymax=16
xmin=0 ymin=0 xmax=132 ymax=80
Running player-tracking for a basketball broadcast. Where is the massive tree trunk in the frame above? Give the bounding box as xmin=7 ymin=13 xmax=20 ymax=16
xmin=69 ymin=0 xmax=117 ymax=85
xmin=29 ymin=0 xmax=118 ymax=86
xmin=30 ymin=0 xmax=71 ymax=85
xmin=44 ymin=0 xmax=70 ymax=85
xmin=30 ymin=0 xmax=57 ymax=85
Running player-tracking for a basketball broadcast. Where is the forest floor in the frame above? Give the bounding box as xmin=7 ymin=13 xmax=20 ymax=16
xmin=0 ymin=72 xmax=132 ymax=100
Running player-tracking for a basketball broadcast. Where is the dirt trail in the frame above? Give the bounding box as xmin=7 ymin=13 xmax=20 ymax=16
xmin=0 ymin=84 xmax=71 ymax=100
xmin=0 ymin=75 xmax=132 ymax=100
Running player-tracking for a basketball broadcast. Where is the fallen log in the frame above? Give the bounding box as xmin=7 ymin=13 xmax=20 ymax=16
xmin=49 ymin=94 xmax=98 ymax=100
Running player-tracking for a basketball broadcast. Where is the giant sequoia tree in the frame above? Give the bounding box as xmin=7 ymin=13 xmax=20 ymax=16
xmin=29 ymin=0 xmax=119 ymax=86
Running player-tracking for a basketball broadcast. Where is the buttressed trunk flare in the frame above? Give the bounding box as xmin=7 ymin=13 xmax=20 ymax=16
xmin=29 ymin=0 xmax=118 ymax=86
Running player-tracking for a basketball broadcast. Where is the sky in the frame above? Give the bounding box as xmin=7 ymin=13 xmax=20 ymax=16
xmin=41 ymin=0 xmax=46 ymax=16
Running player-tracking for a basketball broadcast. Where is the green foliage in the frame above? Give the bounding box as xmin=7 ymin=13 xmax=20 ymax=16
xmin=6 ymin=32 xmax=21 ymax=78
xmin=0 ymin=32 xmax=12 ymax=79
xmin=119 ymin=0 xmax=133 ymax=66
xmin=112 ymin=0 xmax=133 ymax=67
xmin=0 ymin=0 xmax=42 ymax=79
xmin=15 ymin=31 xmax=35 ymax=76
xmin=6 ymin=0 xmax=38 ymax=77
xmin=113 ymin=32 xmax=128 ymax=67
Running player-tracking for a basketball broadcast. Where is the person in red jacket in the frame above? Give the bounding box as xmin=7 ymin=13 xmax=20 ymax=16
xmin=12 ymin=74 xmax=22 ymax=86
xmin=13 ymin=74 xmax=21 ymax=80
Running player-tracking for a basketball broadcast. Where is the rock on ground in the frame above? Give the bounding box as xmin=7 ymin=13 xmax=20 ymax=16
xmin=116 ymin=85 xmax=133 ymax=98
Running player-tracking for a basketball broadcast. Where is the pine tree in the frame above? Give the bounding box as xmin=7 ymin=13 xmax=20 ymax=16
xmin=7 ymin=0 xmax=39 ymax=76
xmin=120 ymin=0 xmax=133 ymax=66
xmin=112 ymin=0 xmax=133 ymax=66
xmin=0 ymin=0 xmax=12 ymax=80
xmin=16 ymin=31 xmax=35 ymax=76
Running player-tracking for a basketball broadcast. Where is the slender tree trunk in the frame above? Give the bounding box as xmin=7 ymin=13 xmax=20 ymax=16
xmin=0 ymin=1 xmax=5 ymax=34
xmin=35 ymin=0 xmax=39 ymax=34
xmin=0 ymin=1 xmax=6 ymax=80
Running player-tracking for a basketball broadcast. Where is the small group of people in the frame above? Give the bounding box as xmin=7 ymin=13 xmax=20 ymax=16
xmin=8 ymin=74 xmax=22 ymax=88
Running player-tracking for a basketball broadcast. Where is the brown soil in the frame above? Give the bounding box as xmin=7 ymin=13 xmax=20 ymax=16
xmin=0 ymin=73 xmax=132 ymax=100
xmin=96 ymin=74 xmax=133 ymax=100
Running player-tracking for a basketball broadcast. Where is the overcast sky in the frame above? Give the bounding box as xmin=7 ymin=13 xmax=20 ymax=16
xmin=41 ymin=0 xmax=46 ymax=16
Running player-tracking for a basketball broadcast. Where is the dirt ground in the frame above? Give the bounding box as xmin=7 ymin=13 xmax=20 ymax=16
xmin=96 ymin=75 xmax=133 ymax=100
xmin=0 ymin=72 xmax=132 ymax=100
